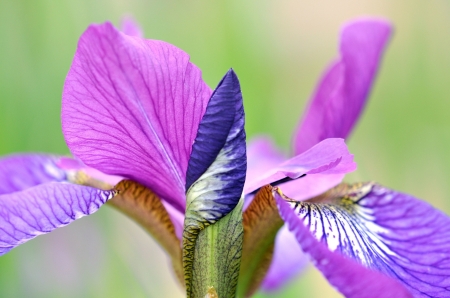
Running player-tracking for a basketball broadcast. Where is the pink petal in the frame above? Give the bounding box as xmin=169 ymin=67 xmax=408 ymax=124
xmin=278 ymin=173 xmax=345 ymax=202
xmin=294 ymin=18 xmax=392 ymax=154
xmin=243 ymin=137 xmax=286 ymax=209
xmin=57 ymin=157 xmax=123 ymax=187
xmin=245 ymin=137 xmax=286 ymax=188
xmin=243 ymin=138 xmax=356 ymax=195
xmin=62 ymin=22 xmax=211 ymax=212
xmin=162 ymin=201 xmax=184 ymax=240
xmin=121 ymin=17 xmax=143 ymax=37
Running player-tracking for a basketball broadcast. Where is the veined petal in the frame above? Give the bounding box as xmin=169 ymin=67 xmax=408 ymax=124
xmin=183 ymin=70 xmax=246 ymax=296
xmin=294 ymin=19 xmax=391 ymax=155
xmin=0 ymin=182 xmax=115 ymax=255
xmin=62 ymin=22 xmax=211 ymax=212
xmin=243 ymin=138 xmax=356 ymax=195
xmin=0 ymin=154 xmax=68 ymax=195
xmin=255 ymin=168 xmax=345 ymax=291
xmin=276 ymin=183 xmax=450 ymax=297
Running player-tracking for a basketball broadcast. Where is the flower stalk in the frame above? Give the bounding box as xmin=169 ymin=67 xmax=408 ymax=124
xmin=190 ymin=199 xmax=244 ymax=298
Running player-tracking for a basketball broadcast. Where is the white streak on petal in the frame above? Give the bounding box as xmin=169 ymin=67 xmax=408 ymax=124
xmin=286 ymin=183 xmax=399 ymax=270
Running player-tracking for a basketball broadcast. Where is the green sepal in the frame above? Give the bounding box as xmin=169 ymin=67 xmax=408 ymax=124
xmin=237 ymin=185 xmax=284 ymax=297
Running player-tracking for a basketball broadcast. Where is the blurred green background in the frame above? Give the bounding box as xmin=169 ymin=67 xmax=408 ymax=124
xmin=1 ymin=0 xmax=450 ymax=297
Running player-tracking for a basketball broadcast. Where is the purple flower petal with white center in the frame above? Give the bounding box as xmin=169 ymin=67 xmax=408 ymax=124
xmin=0 ymin=182 xmax=115 ymax=256
xmin=293 ymin=19 xmax=391 ymax=155
xmin=62 ymin=22 xmax=212 ymax=212
xmin=244 ymin=138 xmax=356 ymax=195
xmin=0 ymin=154 xmax=68 ymax=195
xmin=276 ymin=182 xmax=450 ymax=297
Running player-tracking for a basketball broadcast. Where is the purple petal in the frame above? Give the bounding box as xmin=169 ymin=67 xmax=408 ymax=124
xmin=247 ymin=141 xmax=348 ymax=291
xmin=162 ymin=200 xmax=184 ymax=240
xmin=243 ymin=138 xmax=356 ymax=195
xmin=261 ymin=225 xmax=309 ymax=291
xmin=57 ymin=157 xmax=123 ymax=187
xmin=243 ymin=137 xmax=286 ymax=210
xmin=62 ymin=22 xmax=211 ymax=212
xmin=0 ymin=154 xmax=68 ymax=195
xmin=294 ymin=19 xmax=391 ymax=154
xmin=0 ymin=182 xmax=114 ymax=255
xmin=121 ymin=17 xmax=143 ymax=37
xmin=185 ymin=69 xmax=246 ymax=223
xmin=186 ymin=69 xmax=246 ymax=196
xmin=276 ymin=183 xmax=450 ymax=297
xmin=245 ymin=137 xmax=286 ymax=191
xmin=277 ymin=173 xmax=346 ymax=202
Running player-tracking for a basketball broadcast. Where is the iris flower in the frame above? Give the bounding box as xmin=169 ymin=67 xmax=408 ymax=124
xmin=244 ymin=19 xmax=450 ymax=297
xmin=1 ymin=17 xmax=450 ymax=298
xmin=1 ymin=19 xmax=249 ymax=297
xmin=245 ymin=18 xmax=393 ymax=291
